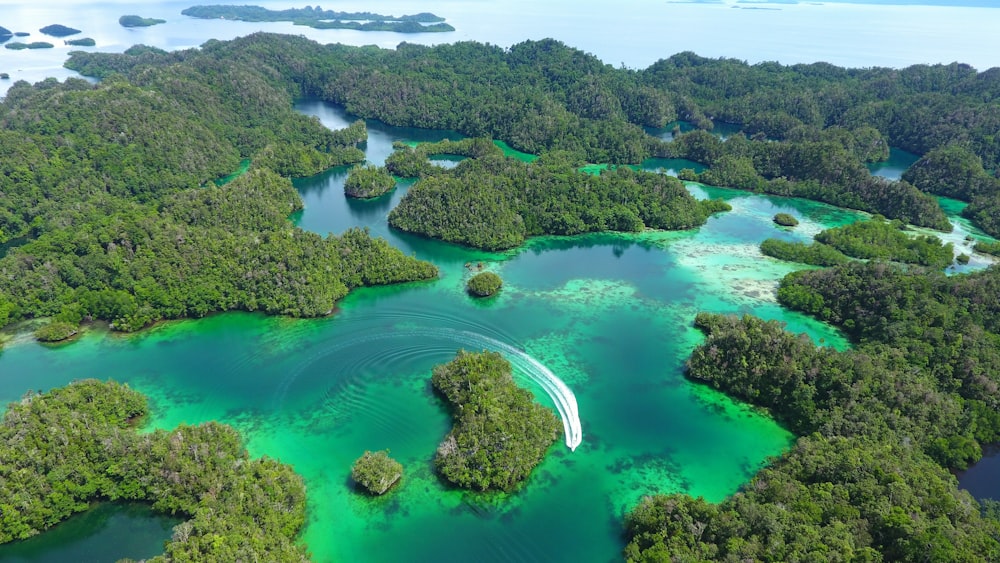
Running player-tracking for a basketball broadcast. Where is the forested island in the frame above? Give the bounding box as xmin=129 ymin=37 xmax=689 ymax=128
xmin=351 ymin=450 xmax=402 ymax=495
xmin=467 ymin=271 xmax=502 ymax=297
xmin=65 ymin=33 xmax=1000 ymax=236
xmin=65 ymin=38 xmax=96 ymax=47
xmin=39 ymin=24 xmax=80 ymax=37
xmin=343 ymin=164 xmax=395 ymax=198
xmin=4 ymin=42 xmax=53 ymax=50
xmin=626 ymin=259 xmax=1000 ymax=560
xmin=119 ymin=15 xmax=166 ymax=28
xmin=762 ymin=216 xmax=955 ymax=268
xmin=388 ymin=149 xmax=730 ymax=250
xmin=772 ymin=212 xmax=798 ymax=227
xmin=432 ymin=351 xmax=562 ymax=491
xmin=0 ymin=380 xmax=309 ymax=560
xmin=0 ymin=31 xmax=996 ymax=560
xmin=0 ymin=43 xmax=437 ymax=338
xmin=181 ymin=5 xmax=455 ymax=33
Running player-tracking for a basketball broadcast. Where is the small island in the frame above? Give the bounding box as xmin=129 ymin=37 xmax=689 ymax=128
xmin=0 ymin=26 xmax=11 ymax=41
xmin=467 ymin=271 xmax=502 ymax=297
xmin=388 ymin=148 xmax=731 ymax=251
xmin=119 ymin=15 xmax=167 ymax=28
xmin=39 ymin=24 xmax=81 ymax=37
xmin=65 ymin=38 xmax=96 ymax=47
xmin=773 ymin=212 xmax=799 ymax=227
xmin=4 ymin=42 xmax=54 ymax=50
xmin=34 ymin=321 xmax=79 ymax=342
xmin=343 ymin=164 xmax=395 ymax=199
xmin=974 ymin=240 xmax=1000 ymax=257
xmin=182 ymin=5 xmax=455 ymax=33
xmin=761 ymin=216 xmax=954 ymax=268
xmin=351 ymin=450 xmax=403 ymax=495
xmin=0 ymin=73 xmax=9 ymax=80
xmin=432 ymin=350 xmax=562 ymax=491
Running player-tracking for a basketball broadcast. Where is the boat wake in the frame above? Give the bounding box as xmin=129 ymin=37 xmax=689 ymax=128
xmin=273 ymin=327 xmax=583 ymax=451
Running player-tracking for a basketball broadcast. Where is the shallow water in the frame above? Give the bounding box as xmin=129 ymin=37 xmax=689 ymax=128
xmin=0 ymin=503 xmax=180 ymax=563
xmin=2 ymin=2 xmax=1000 ymax=558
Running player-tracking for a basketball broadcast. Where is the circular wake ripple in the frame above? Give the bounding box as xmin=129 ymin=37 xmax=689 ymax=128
xmin=275 ymin=328 xmax=583 ymax=451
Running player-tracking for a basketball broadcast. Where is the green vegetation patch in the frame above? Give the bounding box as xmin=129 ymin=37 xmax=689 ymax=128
xmin=432 ymin=350 xmax=561 ymax=491
xmin=772 ymin=212 xmax=799 ymax=227
xmin=389 ymin=149 xmax=729 ymax=251
xmin=385 ymin=138 xmax=500 ymax=178
xmin=760 ymin=238 xmax=849 ymax=266
xmin=0 ymin=380 xmax=309 ymax=561
xmin=344 ymin=164 xmax=396 ymax=198
xmin=674 ymin=132 xmax=950 ymax=231
xmin=814 ymin=217 xmax=954 ymax=268
xmin=627 ymin=257 xmax=1000 ymax=559
xmin=1 ymin=167 xmax=436 ymax=332
xmin=351 ymin=450 xmax=403 ymax=495
xmin=0 ymin=59 xmax=435 ymax=333
xmin=33 ymin=320 xmax=79 ymax=342
xmin=65 ymin=38 xmax=96 ymax=47
xmin=903 ymin=145 xmax=1000 ymax=201
xmin=467 ymin=271 xmax=502 ymax=297
xmin=974 ymin=240 xmax=1000 ymax=257
xmin=64 ymin=33 xmax=1000 ymax=235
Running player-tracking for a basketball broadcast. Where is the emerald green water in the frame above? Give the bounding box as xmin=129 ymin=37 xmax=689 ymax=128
xmin=0 ymin=503 xmax=181 ymax=562
xmin=7 ymin=102 xmax=972 ymax=563
xmin=866 ymin=147 xmax=920 ymax=180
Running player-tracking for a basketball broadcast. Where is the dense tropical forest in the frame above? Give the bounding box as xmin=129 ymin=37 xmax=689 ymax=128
xmin=0 ymin=31 xmax=997 ymax=560
xmin=388 ymin=149 xmax=730 ymax=250
xmin=0 ymin=380 xmax=309 ymax=561
xmin=431 ymin=350 xmax=562 ymax=492
xmin=625 ymin=262 xmax=1000 ymax=560
xmin=761 ymin=216 xmax=956 ymax=269
xmin=64 ymin=34 xmax=1000 ymax=236
xmin=0 ymin=46 xmax=436 ymax=338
